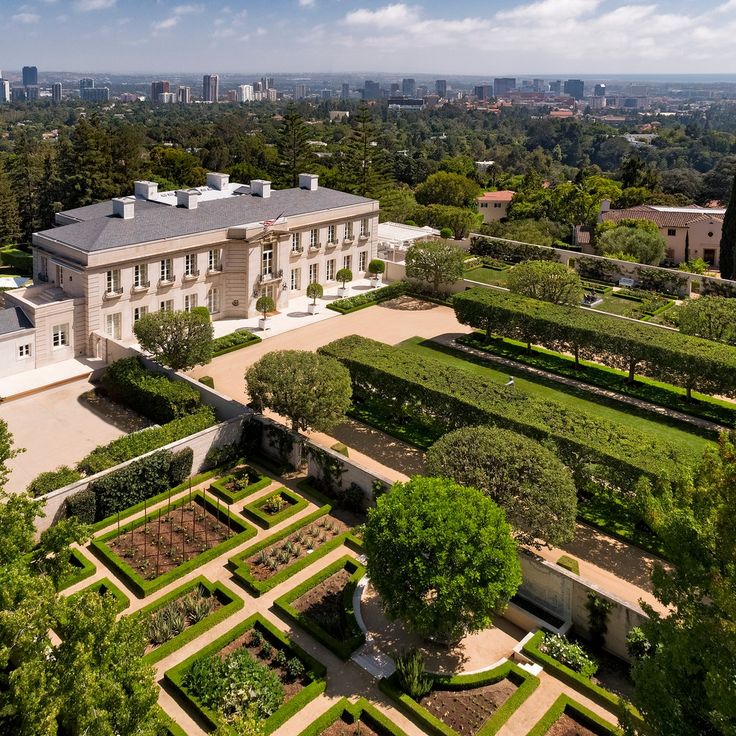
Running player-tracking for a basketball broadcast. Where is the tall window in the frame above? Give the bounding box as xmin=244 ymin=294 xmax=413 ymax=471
xmin=160 ymin=258 xmax=173 ymax=283
xmin=326 ymin=259 xmax=335 ymax=281
xmin=185 ymin=253 xmax=198 ymax=277
xmin=133 ymin=306 xmax=148 ymax=322
xmin=106 ymin=269 xmax=121 ymax=294
xmin=343 ymin=255 xmax=352 ymax=271
xmin=52 ymin=324 xmax=69 ymax=348
xmin=207 ymin=287 xmax=220 ymax=314
xmin=55 ymin=264 xmax=63 ymax=285
xmin=105 ymin=312 xmax=122 ymax=340
xmin=360 ymin=218 xmax=368 ymax=237
xmin=359 ymin=251 xmax=367 ymax=272
xmin=39 ymin=256 xmax=48 ymax=280
xmin=291 ymin=232 xmax=302 ymax=252
xmin=310 ymin=228 xmax=319 ymax=248
xmin=262 ymin=247 xmax=273 ymax=277
xmin=160 ymin=299 xmax=174 ymax=312
xmin=208 ymin=249 xmax=221 ymax=272
xmin=290 ymin=268 xmax=301 ymax=291
xmin=327 ymin=224 xmax=336 ymax=243
xmin=133 ymin=263 xmax=148 ymax=288
xmin=184 ymin=293 xmax=198 ymax=312
xmin=345 ymin=221 xmax=354 ymax=240
xmin=309 ymin=263 xmax=318 ymax=284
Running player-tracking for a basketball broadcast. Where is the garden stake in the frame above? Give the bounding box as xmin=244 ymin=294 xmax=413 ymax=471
xmin=143 ymin=498 xmax=147 ymax=563
xmin=156 ymin=508 xmax=161 ymax=576
xmin=203 ymin=487 xmax=209 ymax=550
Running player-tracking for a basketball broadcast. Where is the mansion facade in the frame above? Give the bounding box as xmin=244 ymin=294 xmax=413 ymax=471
xmin=0 ymin=173 xmax=378 ymax=378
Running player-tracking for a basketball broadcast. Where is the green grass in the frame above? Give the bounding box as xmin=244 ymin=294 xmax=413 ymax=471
xmin=463 ymin=266 xmax=511 ymax=287
xmin=458 ymin=332 xmax=736 ymax=428
xmin=398 ymin=337 xmax=712 ymax=459
xmin=591 ymin=293 xmax=646 ymax=318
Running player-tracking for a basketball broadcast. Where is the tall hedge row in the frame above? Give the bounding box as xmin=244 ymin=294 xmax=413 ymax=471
xmin=318 ymin=336 xmax=691 ymax=490
xmin=453 ymin=287 xmax=736 ymax=399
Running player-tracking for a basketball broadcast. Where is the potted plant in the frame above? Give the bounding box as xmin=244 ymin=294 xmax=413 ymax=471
xmin=306 ymin=282 xmax=323 ymax=314
xmin=336 ymin=268 xmax=352 ymax=298
xmin=368 ymin=259 xmax=385 ymax=287
xmin=255 ymin=295 xmax=275 ymax=331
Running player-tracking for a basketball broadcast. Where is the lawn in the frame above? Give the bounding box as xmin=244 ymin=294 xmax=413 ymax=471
xmin=397 ymin=337 xmax=712 ymax=459
xmin=463 ymin=266 xmax=511 ymax=287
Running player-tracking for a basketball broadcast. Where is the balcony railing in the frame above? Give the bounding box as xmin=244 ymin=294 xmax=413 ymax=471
xmin=326 ymin=240 xmax=338 ymax=249
xmin=290 ymin=246 xmax=304 ymax=256
xmin=131 ymin=281 xmax=150 ymax=293
xmin=103 ymin=287 xmax=124 ymax=300
xmin=359 ymin=232 xmax=370 ymax=240
xmin=158 ymin=277 xmax=175 ymax=288
xmin=182 ymin=270 xmax=200 ymax=281
xmin=309 ymin=242 xmax=321 ymax=252
xmin=342 ymin=237 xmax=355 ymax=247
xmin=206 ymin=267 xmax=223 ymax=276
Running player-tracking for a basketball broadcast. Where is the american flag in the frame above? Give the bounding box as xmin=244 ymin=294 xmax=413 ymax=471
xmin=263 ymin=212 xmax=285 ymax=231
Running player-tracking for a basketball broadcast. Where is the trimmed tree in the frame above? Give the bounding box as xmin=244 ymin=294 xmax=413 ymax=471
xmin=405 ymin=240 xmax=465 ymax=295
xmin=719 ymin=172 xmax=736 ymax=279
xmin=336 ymin=268 xmax=352 ymax=288
xmin=364 ymin=477 xmax=521 ymax=643
xmin=507 ymin=260 xmax=584 ymax=306
xmin=133 ymin=307 xmax=213 ymax=371
xmin=595 ymin=225 xmax=666 ymax=265
xmin=255 ymin=295 xmax=276 ymax=319
xmin=425 ymin=426 xmax=577 ymax=548
xmin=673 ymin=296 xmax=736 ymax=343
xmin=368 ymin=259 xmax=385 ymax=278
xmin=306 ymin=281 xmax=323 ymax=305
xmin=245 ymin=350 xmax=352 ymax=433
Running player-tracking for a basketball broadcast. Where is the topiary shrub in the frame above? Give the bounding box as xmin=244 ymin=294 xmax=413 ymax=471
xmin=306 ymin=282 xmax=323 ymax=305
xmin=336 ymin=268 xmax=353 ymax=287
xmin=256 ymin=295 xmax=276 ymax=317
xmin=199 ymin=376 xmax=215 ymax=389
xmin=439 ymin=227 xmax=453 ymax=239
xmin=65 ymin=488 xmax=97 ymax=524
xmin=169 ymin=448 xmax=194 ymax=487
xmin=368 ymin=259 xmax=385 ymax=276
xmin=28 ymin=466 xmax=83 ymax=497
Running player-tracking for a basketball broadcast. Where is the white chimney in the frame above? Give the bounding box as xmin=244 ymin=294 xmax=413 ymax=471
xmin=250 ymin=179 xmax=271 ymax=198
xmin=299 ymin=173 xmax=319 ymax=191
xmin=598 ymin=199 xmax=611 ymax=222
xmin=112 ymin=197 xmax=135 ymax=219
xmin=206 ymin=172 xmax=230 ymax=191
xmin=134 ymin=180 xmax=158 ymax=200
xmin=176 ymin=189 xmax=199 ymax=209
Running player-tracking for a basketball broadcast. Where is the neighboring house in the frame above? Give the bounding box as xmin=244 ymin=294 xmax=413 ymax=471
xmin=2 ymin=173 xmax=378 ymax=378
xmin=476 ymin=190 xmax=515 ymax=224
xmin=575 ymin=201 xmax=725 ymax=267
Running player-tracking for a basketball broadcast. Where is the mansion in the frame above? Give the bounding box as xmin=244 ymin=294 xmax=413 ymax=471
xmin=0 ymin=173 xmax=378 ymax=378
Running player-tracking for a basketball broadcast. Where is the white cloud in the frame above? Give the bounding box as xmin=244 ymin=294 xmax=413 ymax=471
xmin=496 ymin=0 xmax=600 ymax=21
xmin=75 ymin=0 xmax=116 ymax=10
xmin=12 ymin=11 xmax=40 ymax=22
xmin=344 ymin=4 xmax=420 ymax=28
xmin=299 ymin=0 xmax=316 ymax=7
xmin=152 ymin=16 xmax=179 ymax=32
xmin=172 ymin=3 xmax=202 ymax=14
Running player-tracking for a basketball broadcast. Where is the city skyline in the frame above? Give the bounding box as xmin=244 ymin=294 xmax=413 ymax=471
xmin=3 ymin=0 xmax=736 ymax=75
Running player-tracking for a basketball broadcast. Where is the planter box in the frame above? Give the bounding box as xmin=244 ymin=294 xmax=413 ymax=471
xmin=258 ymin=317 xmax=270 ymax=331
xmin=308 ymin=303 xmax=320 ymax=315
xmin=338 ymin=287 xmax=349 ymax=298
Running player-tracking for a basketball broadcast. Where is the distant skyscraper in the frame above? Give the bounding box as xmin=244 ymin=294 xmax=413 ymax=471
xmin=11 ymin=87 xmax=27 ymax=102
xmin=177 ymin=86 xmax=191 ymax=103
xmin=237 ymin=84 xmax=254 ymax=102
xmin=151 ymin=80 xmax=170 ymax=103
xmin=493 ymin=78 xmax=516 ymax=97
xmin=52 ymin=82 xmax=62 ymax=104
xmin=294 ymin=83 xmax=307 ymax=100
xmin=0 ymin=81 xmax=10 ymax=104
xmin=159 ymin=92 xmax=175 ymax=104
xmin=473 ymin=85 xmax=493 ymax=101
xmin=549 ymin=80 xmax=562 ymax=94
xmin=203 ymin=74 xmax=219 ymax=102
xmin=435 ymin=79 xmax=447 ymax=97
xmin=81 ymin=87 xmax=110 ymax=102
xmin=363 ymin=80 xmax=380 ymax=100
xmin=341 ymin=83 xmax=350 ymax=100
xmin=401 ymin=78 xmax=416 ymax=96
xmin=594 ymin=83 xmax=606 ymax=97
xmin=564 ymin=79 xmax=585 ymax=100
xmin=321 ymin=89 xmax=331 ymax=99
xmin=22 ymin=66 xmax=38 ymax=86
xmin=390 ymin=83 xmax=400 ymax=95
xmin=79 ymin=78 xmax=94 ymax=91
xmin=532 ymin=78 xmax=546 ymax=92
xmin=25 ymin=85 xmax=40 ymax=101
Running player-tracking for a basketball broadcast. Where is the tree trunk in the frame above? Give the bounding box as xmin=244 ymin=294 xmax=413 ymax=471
xmin=686 ymin=384 xmax=693 ymax=402
xmin=628 ymin=358 xmax=636 ymax=384
xmin=574 ymin=345 xmax=580 ymax=369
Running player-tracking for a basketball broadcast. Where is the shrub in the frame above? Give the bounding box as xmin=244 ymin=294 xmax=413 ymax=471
xmin=327 ymin=281 xmax=407 ymax=314
xmin=199 ymin=376 xmax=214 ymax=389
xmin=203 ymin=442 xmax=241 ymax=470
xmin=211 ymin=330 xmax=261 ymax=357
xmin=306 ymin=282 xmax=323 ymax=304
xmin=28 ymin=466 xmax=83 ymax=497
xmin=395 ymin=649 xmax=433 ymax=699
xmin=256 ymin=295 xmax=276 ymax=316
xmin=556 ymin=555 xmax=580 ymax=575
xmin=367 ymin=259 xmax=385 ymax=276
xmin=470 ymin=236 xmax=559 ymax=263
xmin=65 ymin=488 xmax=97 ymax=524
xmin=540 ymin=634 xmax=598 ymax=679
xmin=336 ymin=268 xmax=353 ymax=286
xmin=439 ymin=227 xmax=453 ymax=239
xmin=101 ymin=357 xmax=202 ymax=424
xmin=586 ymin=592 xmax=614 ymax=650
xmin=0 ymin=246 xmax=33 ymax=273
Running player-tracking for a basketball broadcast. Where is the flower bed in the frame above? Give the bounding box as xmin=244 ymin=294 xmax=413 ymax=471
xmin=379 ymin=661 xmax=538 ymax=736
xmin=91 ymin=491 xmax=256 ymax=597
xmin=209 ymin=464 xmax=271 ymax=503
xmin=243 ymin=487 xmax=309 ymax=528
xmin=525 ymin=694 xmax=619 ymax=735
xmin=297 ymin=697 xmax=407 ymax=736
xmin=274 ymin=555 xmax=366 ymax=660
xmin=212 ymin=329 xmax=262 ymax=357
xmin=135 ymin=576 xmax=243 ymax=664
xmin=327 ymin=281 xmax=408 ymax=314
xmin=164 ymin=613 xmax=326 ymax=735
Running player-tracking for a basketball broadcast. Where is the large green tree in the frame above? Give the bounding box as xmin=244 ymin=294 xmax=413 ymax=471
xmin=415 ymin=172 xmax=481 ymax=208
xmin=425 ymin=426 xmax=577 ymax=548
xmin=245 ymin=350 xmax=352 ymax=433
xmin=133 ymin=307 xmax=213 ymax=371
xmin=596 ymin=225 xmax=666 ymax=265
xmin=719 ymin=171 xmax=736 ymax=279
xmin=405 ymin=240 xmax=466 ymax=294
xmin=628 ymin=433 xmax=736 ymax=736
xmin=673 ymin=296 xmax=736 ymax=344
xmin=277 ymin=105 xmax=313 ymax=188
xmin=364 ymin=477 xmax=521 ymax=642
xmin=507 ymin=260 xmax=583 ymax=305
xmin=0 ymin=162 xmax=21 ymax=245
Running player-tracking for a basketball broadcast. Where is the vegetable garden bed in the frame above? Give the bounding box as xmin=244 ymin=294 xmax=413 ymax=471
xmin=243 ymin=487 xmax=309 ymax=528
xmin=297 ymin=697 xmax=407 ymax=736
xmin=526 ymin=694 xmax=619 ymax=736
xmin=209 ymin=464 xmax=271 ymax=503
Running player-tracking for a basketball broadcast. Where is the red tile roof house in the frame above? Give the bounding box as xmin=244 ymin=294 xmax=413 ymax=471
xmin=476 ymin=190 xmax=515 ymax=224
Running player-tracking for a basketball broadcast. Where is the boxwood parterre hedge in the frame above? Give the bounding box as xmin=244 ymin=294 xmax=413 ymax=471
xmin=327 ymin=281 xmax=408 ymax=314
xmin=243 ymin=486 xmax=309 ymax=528
xmin=209 ymin=465 xmax=271 ymax=503
xmin=525 ymin=694 xmax=620 ymax=735
xmin=297 ymin=697 xmax=408 ymax=736
xmin=68 ymin=576 xmax=130 ymax=613
xmin=57 ymin=548 xmax=96 ymax=591
xmin=212 ymin=329 xmax=262 ymax=356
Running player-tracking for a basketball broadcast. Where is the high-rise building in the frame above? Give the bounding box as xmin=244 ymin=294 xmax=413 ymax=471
xmin=493 ymin=78 xmax=516 ymax=97
xmin=363 ymin=80 xmax=380 ymax=100
xmin=401 ymin=78 xmax=416 ymax=96
xmin=435 ymin=79 xmax=447 ymax=97
xmin=52 ymin=82 xmax=63 ymax=104
xmin=532 ymin=78 xmax=546 ymax=92
xmin=177 ymin=86 xmax=191 ymax=103
xmin=266 ymin=88 xmax=278 ymax=102
xmin=0 ymin=80 xmax=10 ymax=104
xmin=22 ymin=66 xmax=38 ymax=86
xmin=11 ymin=87 xmax=26 ymax=102
xmin=549 ymin=80 xmax=562 ymax=94
xmin=237 ymin=84 xmax=254 ymax=102
xmin=25 ymin=86 xmax=39 ymax=101
xmin=158 ymin=92 xmax=175 ymax=104
xmin=81 ymin=87 xmax=110 ymax=102
xmin=203 ymin=74 xmax=219 ymax=102
xmin=79 ymin=78 xmax=94 ymax=91
xmin=150 ymin=80 xmax=170 ymax=103
xmin=321 ymin=89 xmax=332 ymax=99
xmin=564 ymin=79 xmax=585 ymax=100
xmin=473 ymin=85 xmax=493 ymax=101
xmin=340 ymin=83 xmax=350 ymax=100
xmin=294 ymin=83 xmax=307 ymax=100
xmin=390 ymin=82 xmax=400 ymax=95
xmin=594 ymin=83 xmax=606 ymax=97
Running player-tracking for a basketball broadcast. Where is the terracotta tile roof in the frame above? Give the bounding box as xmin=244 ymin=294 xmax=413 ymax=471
xmin=477 ymin=190 xmax=515 ymax=203
xmin=601 ymin=205 xmax=724 ymax=229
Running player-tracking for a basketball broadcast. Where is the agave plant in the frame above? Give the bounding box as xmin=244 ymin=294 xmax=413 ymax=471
xmin=182 ymin=589 xmax=215 ymax=623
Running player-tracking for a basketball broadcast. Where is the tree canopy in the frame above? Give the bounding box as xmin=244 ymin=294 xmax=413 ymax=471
xmin=673 ymin=296 xmax=736 ymax=344
xmin=595 ymin=225 xmax=667 ymax=265
xmin=425 ymin=426 xmax=577 ymax=547
xmin=245 ymin=349 xmax=352 ymax=433
xmin=363 ymin=476 xmax=521 ymax=642
xmin=405 ymin=240 xmax=466 ymax=294
xmin=719 ymin=171 xmax=736 ymax=279
xmin=507 ymin=260 xmax=584 ymax=305
xmin=133 ymin=307 xmax=214 ymax=371
xmin=415 ymin=171 xmax=481 ymax=208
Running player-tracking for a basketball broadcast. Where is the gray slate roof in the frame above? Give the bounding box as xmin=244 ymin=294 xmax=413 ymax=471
xmin=0 ymin=307 xmax=33 ymax=336
xmin=38 ymin=187 xmax=374 ymax=253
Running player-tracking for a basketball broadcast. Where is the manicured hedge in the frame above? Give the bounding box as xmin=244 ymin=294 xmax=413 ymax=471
xmin=318 ymin=336 xmax=688 ymax=489
xmin=470 ymin=236 xmax=559 ymax=264
xmin=327 ymin=281 xmax=408 ymax=314
xmin=101 ymin=357 xmax=202 ymax=424
xmin=379 ymin=661 xmax=539 ymax=736
xmin=77 ymin=407 xmax=215 ymax=475
xmin=164 ymin=613 xmax=327 ymax=735
xmin=297 ymin=697 xmax=407 ymax=736
xmin=27 ymin=466 xmax=83 ymax=497
xmin=56 ymin=548 xmax=96 ymax=591
xmin=91 ymin=491 xmax=256 ymax=597
xmin=453 ymin=287 xmax=736 ymax=399
xmin=135 ymin=576 xmax=243 ymax=664
xmin=212 ymin=329 xmax=262 ymax=357
xmin=556 ymin=555 xmax=580 ymax=575
xmin=0 ymin=245 xmax=33 ymax=273
xmin=526 ymin=694 xmax=620 ymax=735
xmin=209 ymin=465 xmax=271 ymax=503
xmin=69 ymin=577 xmax=130 ymax=613
xmin=243 ymin=487 xmax=309 ymax=528
xmin=274 ymin=555 xmax=366 ymax=660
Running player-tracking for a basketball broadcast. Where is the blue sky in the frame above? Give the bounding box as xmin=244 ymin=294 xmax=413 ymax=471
xmin=3 ymin=0 xmax=736 ymax=75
